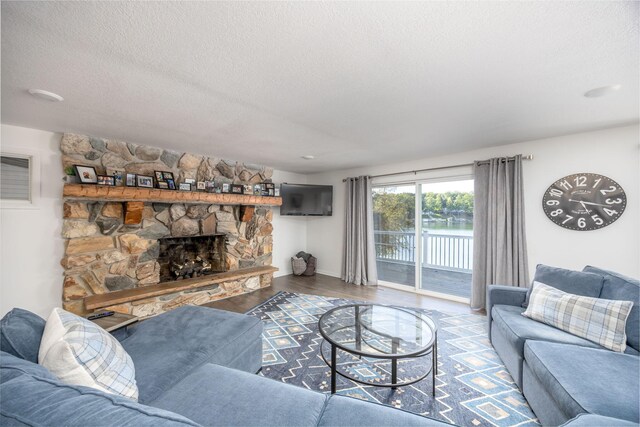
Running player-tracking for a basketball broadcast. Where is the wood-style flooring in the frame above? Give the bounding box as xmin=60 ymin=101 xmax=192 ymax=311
xmin=204 ymin=273 xmax=482 ymax=315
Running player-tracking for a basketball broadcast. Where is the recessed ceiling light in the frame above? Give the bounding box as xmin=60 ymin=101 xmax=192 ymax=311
xmin=301 ymin=155 xmax=315 ymax=160
xmin=584 ymin=85 xmax=621 ymax=98
xmin=28 ymin=89 xmax=64 ymax=102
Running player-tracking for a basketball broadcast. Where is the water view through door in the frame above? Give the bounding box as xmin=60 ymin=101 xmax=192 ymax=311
xmin=373 ymin=179 xmax=473 ymax=302
xmin=373 ymin=184 xmax=416 ymax=288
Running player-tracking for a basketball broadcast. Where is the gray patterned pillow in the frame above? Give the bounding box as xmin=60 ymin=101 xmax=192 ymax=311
xmin=523 ymin=281 xmax=633 ymax=352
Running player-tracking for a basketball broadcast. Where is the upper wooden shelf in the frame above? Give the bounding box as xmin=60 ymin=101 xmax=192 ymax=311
xmin=63 ymin=184 xmax=282 ymax=206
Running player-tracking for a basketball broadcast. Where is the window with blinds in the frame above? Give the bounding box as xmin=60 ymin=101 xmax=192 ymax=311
xmin=1 ymin=155 xmax=31 ymax=201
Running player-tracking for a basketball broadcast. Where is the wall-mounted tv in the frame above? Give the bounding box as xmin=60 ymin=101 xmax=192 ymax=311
xmin=280 ymin=183 xmax=333 ymax=216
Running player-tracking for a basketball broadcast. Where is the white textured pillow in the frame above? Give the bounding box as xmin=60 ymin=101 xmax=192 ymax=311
xmin=523 ymin=281 xmax=633 ymax=352
xmin=291 ymin=256 xmax=307 ymax=275
xmin=38 ymin=308 xmax=139 ymax=400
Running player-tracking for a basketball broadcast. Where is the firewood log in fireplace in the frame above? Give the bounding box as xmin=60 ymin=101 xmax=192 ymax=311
xmin=171 ymin=256 xmax=212 ymax=279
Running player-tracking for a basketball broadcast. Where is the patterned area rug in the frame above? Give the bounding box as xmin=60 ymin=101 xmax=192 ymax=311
xmin=246 ymin=291 xmax=539 ymax=427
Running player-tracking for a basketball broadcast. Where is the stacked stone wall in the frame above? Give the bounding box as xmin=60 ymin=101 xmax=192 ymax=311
xmin=60 ymin=134 xmax=275 ymax=317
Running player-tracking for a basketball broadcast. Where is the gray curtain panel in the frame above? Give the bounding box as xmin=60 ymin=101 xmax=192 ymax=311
xmin=342 ymin=176 xmax=378 ymax=285
xmin=471 ymin=155 xmax=529 ymax=310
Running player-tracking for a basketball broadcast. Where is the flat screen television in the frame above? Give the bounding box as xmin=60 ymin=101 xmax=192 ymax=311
xmin=280 ymin=183 xmax=333 ymax=216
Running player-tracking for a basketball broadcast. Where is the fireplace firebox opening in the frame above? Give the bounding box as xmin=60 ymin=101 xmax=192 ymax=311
xmin=158 ymin=234 xmax=227 ymax=282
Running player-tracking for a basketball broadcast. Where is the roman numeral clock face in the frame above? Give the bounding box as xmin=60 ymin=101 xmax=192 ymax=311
xmin=542 ymin=173 xmax=626 ymax=231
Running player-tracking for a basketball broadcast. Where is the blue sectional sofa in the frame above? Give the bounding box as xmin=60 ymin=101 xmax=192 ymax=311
xmin=487 ymin=265 xmax=640 ymax=427
xmin=0 ymin=305 xmax=450 ymax=427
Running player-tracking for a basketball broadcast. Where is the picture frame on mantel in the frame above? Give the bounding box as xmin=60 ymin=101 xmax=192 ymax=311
xmin=136 ymin=175 xmax=154 ymax=188
xmin=97 ymin=175 xmax=115 ymax=186
xmin=125 ymin=173 xmax=136 ymax=187
xmin=75 ymin=165 xmax=98 ymax=184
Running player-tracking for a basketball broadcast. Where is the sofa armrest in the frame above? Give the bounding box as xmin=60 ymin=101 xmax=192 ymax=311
xmin=486 ymin=285 xmax=528 ymax=340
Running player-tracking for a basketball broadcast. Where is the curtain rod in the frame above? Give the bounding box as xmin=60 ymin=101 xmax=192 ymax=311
xmin=342 ymin=154 xmax=533 ymax=182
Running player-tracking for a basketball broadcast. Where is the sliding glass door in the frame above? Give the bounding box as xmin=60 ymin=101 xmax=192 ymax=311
xmin=373 ymin=178 xmax=473 ymax=303
xmin=419 ymin=179 xmax=473 ymax=301
xmin=372 ymin=184 xmax=416 ymax=289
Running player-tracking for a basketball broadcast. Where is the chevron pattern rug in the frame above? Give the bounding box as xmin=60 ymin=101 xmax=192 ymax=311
xmin=246 ymin=291 xmax=539 ymax=427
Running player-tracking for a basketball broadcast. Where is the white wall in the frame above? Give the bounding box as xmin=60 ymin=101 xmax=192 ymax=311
xmin=1 ymin=125 xmax=64 ymax=318
xmin=306 ymin=125 xmax=640 ymax=280
xmin=271 ymin=170 xmax=308 ymax=276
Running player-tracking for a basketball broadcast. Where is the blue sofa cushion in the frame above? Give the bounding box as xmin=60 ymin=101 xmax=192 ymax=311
xmin=0 ymin=363 xmax=200 ymax=426
xmin=523 ymin=265 xmax=604 ymax=307
xmin=0 ymin=351 xmax=56 ymax=382
xmin=583 ymin=266 xmax=640 ymax=352
xmin=149 ymin=363 xmax=328 ymax=426
xmin=562 ymin=413 xmax=639 ymax=427
xmin=491 ymin=305 xmax=605 ymax=357
xmin=120 ymin=305 xmax=263 ymax=404
xmin=0 ymin=308 xmax=45 ymax=363
xmin=318 ymin=395 xmax=451 ymax=426
xmin=524 ymin=341 xmax=640 ymax=423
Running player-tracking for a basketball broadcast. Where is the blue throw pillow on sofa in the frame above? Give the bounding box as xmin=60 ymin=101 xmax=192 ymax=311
xmin=0 ymin=351 xmax=57 ymax=382
xmin=522 ymin=264 xmax=604 ymax=308
xmin=0 ymin=308 xmax=45 ymax=363
xmin=584 ymin=266 xmax=640 ymax=352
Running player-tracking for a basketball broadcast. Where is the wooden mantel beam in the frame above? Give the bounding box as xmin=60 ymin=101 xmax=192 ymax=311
xmin=63 ymin=184 xmax=282 ymax=207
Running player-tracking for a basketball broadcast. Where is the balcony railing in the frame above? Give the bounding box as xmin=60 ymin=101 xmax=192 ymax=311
xmin=374 ymin=230 xmax=473 ymax=272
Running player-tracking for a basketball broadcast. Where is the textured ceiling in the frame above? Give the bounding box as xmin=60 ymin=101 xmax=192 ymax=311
xmin=1 ymin=2 xmax=638 ymax=173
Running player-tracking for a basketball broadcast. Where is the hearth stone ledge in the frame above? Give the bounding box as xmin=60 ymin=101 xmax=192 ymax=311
xmin=67 ymin=271 xmax=274 ymax=319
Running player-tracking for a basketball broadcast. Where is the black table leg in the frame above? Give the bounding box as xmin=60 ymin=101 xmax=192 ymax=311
xmin=355 ymin=306 xmax=361 ymax=352
xmin=331 ymin=343 xmax=337 ymax=394
xmin=432 ymin=335 xmax=437 ymax=396
xmin=391 ymin=337 xmax=398 ymax=389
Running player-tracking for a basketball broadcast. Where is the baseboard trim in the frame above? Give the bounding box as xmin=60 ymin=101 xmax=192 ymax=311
xmin=315 ymin=269 xmax=341 ymax=278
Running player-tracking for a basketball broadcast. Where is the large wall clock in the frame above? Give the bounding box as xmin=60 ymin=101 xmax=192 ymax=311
xmin=542 ymin=173 xmax=626 ymax=231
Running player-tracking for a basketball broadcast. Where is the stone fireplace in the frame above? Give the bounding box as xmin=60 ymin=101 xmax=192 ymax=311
xmin=59 ymin=133 xmax=279 ymax=318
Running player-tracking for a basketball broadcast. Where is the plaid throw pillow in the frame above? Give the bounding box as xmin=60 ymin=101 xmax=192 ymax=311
xmin=38 ymin=308 xmax=139 ymax=400
xmin=523 ymin=281 xmax=633 ymax=352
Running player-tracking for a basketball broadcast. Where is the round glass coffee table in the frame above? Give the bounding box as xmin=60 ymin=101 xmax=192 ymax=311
xmin=318 ymin=304 xmax=437 ymax=395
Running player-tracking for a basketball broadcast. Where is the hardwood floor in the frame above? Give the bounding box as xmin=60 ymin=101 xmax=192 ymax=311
xmin=204 ymin=273 xmax=483 ymax=315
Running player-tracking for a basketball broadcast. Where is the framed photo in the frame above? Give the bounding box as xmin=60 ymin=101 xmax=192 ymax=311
xmin=155 ymin=171 xmax=165 ymax=182
xmin=222 ymin=183 xmax=230 ymax=193
xmin=205 ymin=181 xmax=215 ymax=192
xmin=231 ymin=184 xmax=243 ymax=194
xmin=75 ymin=165 xmax=98 ymax=184
xmin=126 ymin=173 xmax=137 ymax=187
xmin=97 ymin=175 xmax=115 ymax=186
xmin=274 ymin=188 xmax=280 ymax=197
xmin=106 ymin=168 xmax=125 ymax=186
xmin=197 ymin=181 xmax=206 ymax=191
xmin=157 ymin=181 xmax=169 ymax=189
xmin=167 ymin=179 xmax=176 ymax=190
xmin=253 ymin=184 xmax=262 ymax=195
xmin=268 ymin=188 xmax=275 ymax=196
xmin=137 ymin=175 xmax=154 ymax=188
xmin=179 ymin=183 xmax=191 ymax=191
xmin=243 ymin=184 xmax=252 ymax=195
xmin=163 ymin=172 xmax=174 ymax=181
xmin=184 ymin=178 xmax=196 ymax=185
